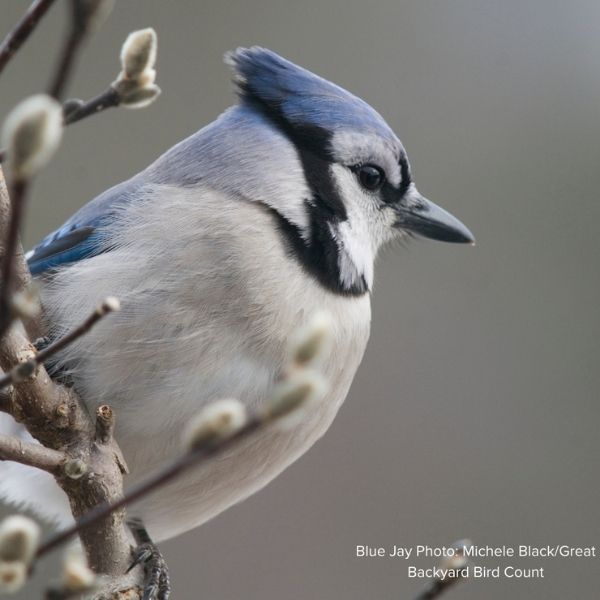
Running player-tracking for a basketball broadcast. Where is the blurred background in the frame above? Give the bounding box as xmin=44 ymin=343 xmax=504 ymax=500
xmin=1 ymin=1 xmax=599 ymax=598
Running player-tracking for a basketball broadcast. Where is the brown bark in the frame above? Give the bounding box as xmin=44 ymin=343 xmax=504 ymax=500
xmin=0 ymin=165 xmax=139 ymax=593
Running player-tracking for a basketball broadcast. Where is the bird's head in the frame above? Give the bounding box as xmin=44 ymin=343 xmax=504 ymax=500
xmin=183 ymin=48 xmax=474 ymax=296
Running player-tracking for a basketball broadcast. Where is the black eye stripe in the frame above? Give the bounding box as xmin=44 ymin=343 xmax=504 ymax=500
xmin=398 ymin=156 xmax=412 ymax=196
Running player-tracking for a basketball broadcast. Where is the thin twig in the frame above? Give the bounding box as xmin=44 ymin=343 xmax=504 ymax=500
xmin=0 ymin=432 xmax=67 ymax=473
xmin=37 ymin=415 xmax=266 ymax=558
xmin=0 ymin=179 xmax=28 ymax=340
xmin=63 ymin=87 xmax=120 ymax=124
xmin=0 ymin=0 xmax=58 ymax=75
xmin=414 ymin=578 xmax=457 ymax=600
xmin=94 ymin=404 xmax=115 ymax=444
xmin=47 ymin=26 xmax=85 ymax=100
xmin=0 ymin=88 xmax=122 ymax=163
xmin=0 ymin=296 xmax=119 ymax=389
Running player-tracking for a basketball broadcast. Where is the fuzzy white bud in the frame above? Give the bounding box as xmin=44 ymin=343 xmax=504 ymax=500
xmin=1 ymin=95 xmax=63 ymax=181
xmin=266 ymin=370 xmax=328 ymax=430
xmin=120 ymin=28 xmax=157 ymax=80
xmin=64 ymin=458 xmax=88 ymax=480
xmin=0 ymin=561 xmax=26 ymax=593
xmin=439 ymin=539 xmax=473 ymax=571
xmin=114 ymin=82 xmax=161 ymax=109
xmin=0 ymin=516 xmax=40 ymax=565
xmin=184 ymin=399 xmax=247 ymax=450
xmin=62 ymin=546 xmax=95 ymax=592
xmin=101 ymin=296 xmax=120 ymax=314
xmin=290 ymin=310 xmax=334 ymax=368
xmin=10 ymin=286 xmax=41 ymax=321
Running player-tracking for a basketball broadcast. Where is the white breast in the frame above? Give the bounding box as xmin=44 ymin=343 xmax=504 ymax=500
xmin=38 ymin=186 xmax=372 ymax=540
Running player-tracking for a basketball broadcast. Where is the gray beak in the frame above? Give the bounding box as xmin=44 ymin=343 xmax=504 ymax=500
xmin=395 ymin=193 xmax=475 ymax=244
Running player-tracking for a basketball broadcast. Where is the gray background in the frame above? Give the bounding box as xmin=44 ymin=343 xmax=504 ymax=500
xmin=1 ymin=1 xmax=599 ymax=598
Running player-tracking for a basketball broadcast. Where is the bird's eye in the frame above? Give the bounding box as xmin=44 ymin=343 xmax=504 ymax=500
xmin=355 ymin=164 xmax=385 ymax=191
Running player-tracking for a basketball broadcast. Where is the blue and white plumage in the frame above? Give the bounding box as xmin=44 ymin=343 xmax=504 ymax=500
xmin=1 ymin=48 xmax=473 ymax=541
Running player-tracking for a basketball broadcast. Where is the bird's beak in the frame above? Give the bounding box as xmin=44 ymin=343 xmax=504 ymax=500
xmin=394 ymin=190 xmax=475 ymax=244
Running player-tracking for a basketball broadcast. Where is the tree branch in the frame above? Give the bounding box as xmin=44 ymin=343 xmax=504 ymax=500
xmin=0 ymin=178 xmax=28 ymax=341
xmin=0 ymin=168 xmax=132 ymax=578
xmin=47 ymin=26 xmax=85 ymax=101
xmin=37 ymin=380 xmax=316 ymax=560
xmin=63 ymin=87 xmax=121 ymax=125
xmin=37 ymin=415 xmax=264 ymax=558
xmin=47 ymin=0 xmax=114 ymax=100
xmin=0 ymin=88 xmax=121 ymax=164
xmin=0 ymin=433 xmax=67 ymax=474
xmin=0 ymin=0 xmax=58 ymax=75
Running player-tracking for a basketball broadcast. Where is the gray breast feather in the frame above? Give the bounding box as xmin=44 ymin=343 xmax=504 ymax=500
xmin=28 ymin=184 xmax=371 ymax=539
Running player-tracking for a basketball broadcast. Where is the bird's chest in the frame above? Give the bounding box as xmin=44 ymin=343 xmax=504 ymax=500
xmin=45 ymin=196 xmax=373 ymax=538
xmin=122 ymin=267 xmax=371 ymax=455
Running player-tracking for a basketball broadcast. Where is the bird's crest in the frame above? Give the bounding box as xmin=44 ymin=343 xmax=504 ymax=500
xmin=226 ymin=47 xmax=397 ymax=148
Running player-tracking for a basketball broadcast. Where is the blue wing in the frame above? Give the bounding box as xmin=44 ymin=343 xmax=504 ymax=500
xmin=27 ymin=177 xmax=143 ymax=275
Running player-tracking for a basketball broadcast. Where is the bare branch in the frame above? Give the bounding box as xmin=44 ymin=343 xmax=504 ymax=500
xmin=0 ymin=24 xmax=160 ymax=164
xmin=47 ymin=26 xmax=85 ymax=101
xmin=0 ymin=0 xmax=58 ymax=76
xmin=37 ymin=414 xmax=261 ymax=558
xmin=63 ymin=88 xmax=121 ymax=125
xmin=0 ymin=99 xmax=63 ymax=339
xmin=94 ymin=404 xmax=115 ymax=444
xmin=0 ymin=433 xmax=67 ymax=474
xmin=47 ymin=0 xmax=115 ymax=100
xmin=0 ymin=90 xmax=119 ymax=164
xmin=0 ymin=88 xmax=118 ymax=163
xmin=37 ymin=383 xmax=317 ymax=560
xmin=0 ymin=168 xmax=131 ymax=578
xmin=48 ymin=1 xmax=91 ymax=99
xmin=0 ymin=179 xmax=27 ymax=340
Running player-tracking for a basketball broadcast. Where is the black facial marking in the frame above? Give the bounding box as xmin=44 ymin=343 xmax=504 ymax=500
xmin=296 ymin=148 xmax=347 ymax=221
xmin=239 ymin=88 xmax=331 ymax=159
xmin=269 ymin=204 xmax=368 ymax=297
xmin=378 ymin=155 xmax=412 ymax=207
xmin=239 ymin=90 xmax=366 ymax=295
xmin=398 ymin=156 xmax=412 ymax=197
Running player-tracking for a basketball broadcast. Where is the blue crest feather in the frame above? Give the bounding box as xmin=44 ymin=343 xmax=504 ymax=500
xmin=226 ymin=47 xmax=396 ymax=144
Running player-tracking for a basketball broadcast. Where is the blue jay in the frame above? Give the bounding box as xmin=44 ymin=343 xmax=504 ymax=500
xmin=0 ymin=48 xmax=473 ymax=542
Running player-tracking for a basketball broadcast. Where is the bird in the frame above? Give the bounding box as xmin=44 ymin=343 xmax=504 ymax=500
xmin=0 ymin=47 xmax=473 ymax=544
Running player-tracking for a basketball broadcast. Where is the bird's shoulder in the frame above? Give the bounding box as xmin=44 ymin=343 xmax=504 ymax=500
xmin=26 ymin=175 xmax=146 ymax=275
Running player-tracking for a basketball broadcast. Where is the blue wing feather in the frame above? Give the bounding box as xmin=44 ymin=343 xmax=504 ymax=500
xmin=27 ymin=176 xmax=143 ymax=275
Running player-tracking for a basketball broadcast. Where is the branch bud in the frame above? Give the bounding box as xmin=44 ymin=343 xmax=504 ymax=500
xmin=265 ymin=370 xmax=328 ymax=430
xmin=290 ymin=310 xmax=333 ymax=368
xmin=120 ymin=28 xmax=157 ymax=80
xmin=1 ymin=95 xmax=63 ymax=181
xmin=184 ymin=399 xmax=247 ymax=450
xmin=64 ymin=458 xmax=88 ymax=480
xmin=100 ymin=296 xmax=120 ymax=314
xmin=10 ymin=286 xmax=41 ymax=321
xmin=0 ymin=561 xmax=26 ymax=593
xmin=439 ymin=539 xmax=473 ymax=571
xmin=113 ymin=82 xmax=161 ymax=109
xmin=0 ymin=515 xmax=40 ymax=564
xmin=112 ymin=28 xmax=161 ymax=109
xmin=62 ymin=546 xmax=95 ymax=592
